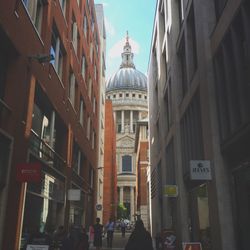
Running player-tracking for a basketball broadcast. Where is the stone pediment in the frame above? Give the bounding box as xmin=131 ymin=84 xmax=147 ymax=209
xmin=117 ymin=135 xmax=135 ymax=148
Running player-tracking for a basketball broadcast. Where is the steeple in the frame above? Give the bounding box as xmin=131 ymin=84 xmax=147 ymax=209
xmin=120 ymin=31 xmax=135 ymax=69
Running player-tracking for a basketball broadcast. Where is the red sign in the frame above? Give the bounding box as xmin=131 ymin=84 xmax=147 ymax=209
xmin=16 ymin=163 xmax=41 ymax=182
xmin=183 ymin=242 xmax=202 ymax=250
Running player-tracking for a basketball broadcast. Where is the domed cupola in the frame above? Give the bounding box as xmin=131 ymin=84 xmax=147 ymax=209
xmin=106 ymin=32 xmax=147 ymax=92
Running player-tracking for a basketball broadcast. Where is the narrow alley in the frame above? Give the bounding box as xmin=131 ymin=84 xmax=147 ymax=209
xmin=90 ymin=231 xmax=130 ymax=250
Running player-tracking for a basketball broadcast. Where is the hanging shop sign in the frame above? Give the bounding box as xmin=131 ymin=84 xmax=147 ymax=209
xmin=182 ymin=242 xmax=202 ymax=250
xmin=190 ymin=160 xmax=212 ymax=180
xmin=163 ymin=185 xmax=178 ymax=197
xmin=68 ymin=189 xmax=81 ymax=201
xmin=16 ymin=163 xmax=41 ymax=182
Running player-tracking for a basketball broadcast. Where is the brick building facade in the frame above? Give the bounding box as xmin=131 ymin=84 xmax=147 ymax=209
xmin=134 ymin=119 xmax=150 ymax=230
xmin=0 ymin=0 xmax=100 ymax=249
xmin=103 ymin=100 xmax=117 ymax=224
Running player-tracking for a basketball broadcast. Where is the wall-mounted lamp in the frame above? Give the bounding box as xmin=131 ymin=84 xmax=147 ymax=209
xmin=28 ymin=54 xmax=54 ymax=64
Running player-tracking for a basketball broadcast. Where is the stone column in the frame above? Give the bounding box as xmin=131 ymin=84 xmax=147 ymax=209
xmin=119 ymin=186 xmax=124 ymax=204
xmin=113 ymin=111 xmax=116 ymax=124
xmin=130 ymin=110 xmax=133 ymax=133
xmin=139 ymin=111 xmax=142 ymax=120
xmin=130 ymin=186 xmax=135 ymax=220
xmin=121 ymin=110 xmax=125 ymax=132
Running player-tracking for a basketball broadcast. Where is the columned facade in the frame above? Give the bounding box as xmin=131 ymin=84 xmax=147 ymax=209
xmin=106 ymin=33 xmax=148 ymax=221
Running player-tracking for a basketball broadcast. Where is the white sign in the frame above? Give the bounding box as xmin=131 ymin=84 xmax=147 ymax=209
xmin=68 ymin=189 xmax=81 ymax=201
xmin=190 ymin=160 xmax=212 ymax=180
xmin=96 ymin=204 xmax=102 ymax=211
xmin=27 ymin=245 xmax=49 ymax=250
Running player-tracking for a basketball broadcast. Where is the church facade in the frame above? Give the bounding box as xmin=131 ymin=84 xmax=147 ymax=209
xmin=106 ymin=34 xmax=148 ymax=221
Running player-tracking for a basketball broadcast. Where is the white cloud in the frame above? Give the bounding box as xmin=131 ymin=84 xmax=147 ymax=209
xmin=104 ymin=17 xmax=115 ymax=37
xmin=108 ymin=38 xmax=140 ymax=59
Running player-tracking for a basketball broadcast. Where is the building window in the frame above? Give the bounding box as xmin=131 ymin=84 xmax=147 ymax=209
xmin=88 ymin=78 xmax=92 ymax=100
xmin=177 ymin=0 xmax=185 ymax=26
xmin=79 ymin=98 xmax=84 ymax=126
xmin=22 ymin=0 xmax=44 ymax=35
xmin=186 ymin=4 xmax=198 ymax=82
xmin=59 ymin=0 xmax=67 ymax=16
xmin=122 ymin=155 xmax=132 ymax=172
xmin=50 ymin=25 xmax=64 ymax=80
xmin=116 ymin=111 xmax=122 ymax=133
xmin=72 ymin=143 xmax=82 ymax=175
xmin=180 ymin=92 xmax=203 ymax=175
xmin=93 ymin=96 xmax=96 ymax=113
xmin=69 ymin=72 xmax=76 ymax=107
xmin=144 ymin=95 xmax=147 ymax=99
xmin=132 ymin=93 xmax=135 ymax=98
xmin=113 ymin=94 xmax=116 ymax=98
xmin=178 ymin=38 xmax=187 ymax=99
xmin=0 ymin=29 xmax=10 ymax=100
xmin=139 ymin=94 xmax=142 ymax=98
xmin=126 ymin=93 xmax=129 ymax=97
xmin=32 ymin=101 xmax=57 ymax=150
xmin=72 ymin=15 xmax=78 ymax=53
xmin=91 ymin=14 xmax=95 ymax=33
xmin=92 ymin=131 xmax=95 ymax=149
xmin=90 ymin=42 xmax=93 ymax=62
xmin=89 ymin=166 xmax=94 ymax=188
xmin=119 ymin=93 xmax=123 ymax=98
xmin=87 ymin=116 xmax=91 ymax=140
xmin=94 ymin=64 xmax=97 ymax=81
xmin=213 ymin=4 xmax=250 ymax=142
xmin=83 ymin=13 xmax=88 ymax=39
xmin=81 ymin=54 xmax=86 ymax=80
xmin=164 ymin=78 xmax=172 ymax=132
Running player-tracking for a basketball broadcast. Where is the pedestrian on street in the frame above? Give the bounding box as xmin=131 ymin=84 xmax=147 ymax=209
xmin=93 ymin=217 xmax=103 ymax=250
xmin=89 ymin=225 xmax=94 ymax=247
xmin=52 ymin=225 xmax=67 ymax=249
xmin=77 ymin=228 xmax=89 ymax=250
xmin=125 ymin=219 xmax=153 ymax=250
xmin=105 ymin=218 xmax=115 ymax=248
xmin=120 ymin=219 xmax=126 ymax=237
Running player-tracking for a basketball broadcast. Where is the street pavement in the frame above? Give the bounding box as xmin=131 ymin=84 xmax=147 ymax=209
xmin=89 ymin=230 xmax=130 ymax=250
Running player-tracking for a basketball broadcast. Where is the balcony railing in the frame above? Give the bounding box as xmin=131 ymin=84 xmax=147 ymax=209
xmin=111 ymin=98 xmax=147 ymax=106
xmin=29 ymin=130 xmax=66 ymax=172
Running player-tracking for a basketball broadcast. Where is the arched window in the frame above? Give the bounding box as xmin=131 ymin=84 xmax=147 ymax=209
xmin=122 ymin=155 xmax=132 ymax=172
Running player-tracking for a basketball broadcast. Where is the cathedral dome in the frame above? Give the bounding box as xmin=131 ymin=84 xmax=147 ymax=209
xmin=106 ymin=32 xmax=147 ymax=92
xmin=106 ymin=67 xmax=147 ymax=92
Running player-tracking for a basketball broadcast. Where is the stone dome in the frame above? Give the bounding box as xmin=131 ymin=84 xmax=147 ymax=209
xmin=106 ymin=67 xmax=147 ymax=92
xmin=106 ymin=32 xmax=147 ymax=92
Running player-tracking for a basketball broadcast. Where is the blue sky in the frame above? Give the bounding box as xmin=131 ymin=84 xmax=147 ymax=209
xmin=94 ymin=0 xmax=156 ymax=79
